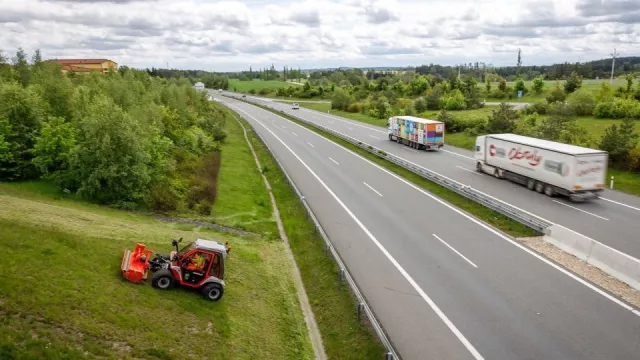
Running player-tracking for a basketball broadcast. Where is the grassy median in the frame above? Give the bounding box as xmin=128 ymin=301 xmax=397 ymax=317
xmin=236 ymin=98 xmax=540 ymax=238
xmin=225 ymin=108 xmax=388 ymax=359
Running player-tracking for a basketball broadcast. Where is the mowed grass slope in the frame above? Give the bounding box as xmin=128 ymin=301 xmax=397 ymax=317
xmin=0 ymin=109 xmax=315 ymax=359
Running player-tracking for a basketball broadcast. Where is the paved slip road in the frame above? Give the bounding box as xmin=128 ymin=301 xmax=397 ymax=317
xmin=227 ymin=92 xmax=640 ymax=260
xmin=215 ymin=94 xmax=640 ymax=360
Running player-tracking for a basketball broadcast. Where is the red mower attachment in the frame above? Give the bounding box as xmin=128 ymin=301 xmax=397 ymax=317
xmin=121 ymin=243 xmax=153 ymax=283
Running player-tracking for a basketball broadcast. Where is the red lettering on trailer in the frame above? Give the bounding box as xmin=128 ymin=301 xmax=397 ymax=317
xmin=489 ymin=144 xmax=496 ymax=156
xmin=508 ymin=147 xmax=542 ymax=166
xmin=578 ymin=166 xmax=602 ymax=177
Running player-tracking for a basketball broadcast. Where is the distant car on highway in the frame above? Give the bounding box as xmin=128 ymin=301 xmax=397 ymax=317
xmin=218 ymin=89 xmax=223 ymax=94
xmin=292 ymin=103 xmax=299 ymax=109
xmin=241 ymin=93 xmax=246 ymax=98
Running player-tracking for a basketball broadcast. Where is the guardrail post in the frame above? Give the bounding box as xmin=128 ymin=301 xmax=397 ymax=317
xmin=385 ymin=352 xmax=394 ymax=360
xmin=314 ymin=225 xmax=318 ymax=234
xmin=610 ymin=176 xmax=614 ymax=189
xmin=338 ymin=268 xmax=345 ymax=283
xmin=324 ymin=242 xmax=329 ymax=256
xmin=357 ymin=302 xmax=364 ymax=321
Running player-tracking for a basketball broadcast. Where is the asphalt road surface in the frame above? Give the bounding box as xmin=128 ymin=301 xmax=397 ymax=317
xmin=228 ymin=93 xmax=640 ymax=260
xmin=214 ymin=93 xmax=640 ymax=360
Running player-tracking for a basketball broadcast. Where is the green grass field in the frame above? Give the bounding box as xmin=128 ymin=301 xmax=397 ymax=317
xmin=0 ymin=184 xmax=314 ymax=359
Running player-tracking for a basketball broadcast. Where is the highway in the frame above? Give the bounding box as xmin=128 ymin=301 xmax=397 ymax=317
xmin=228 ymin=93 xmax=640 ymax=260
xmin=214 ymin=93 xmax=640 ymax=360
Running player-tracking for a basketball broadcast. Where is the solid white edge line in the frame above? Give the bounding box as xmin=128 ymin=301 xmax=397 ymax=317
xmin=552 ymin=200 xmax=610 ymax=221
xmin=456 ymin=165 xmax=483 ymax=175
xmin=329 ymin=157 xmax=340 ymax=165
xmin=433 ymin=234 xmax=478 ymax=268
xmin=229 ymin=104 xmax=486 ymax=360
xmin=369 ymin=134 xmax=381 ymax=139
xmin=235 ymin=101 xmax=637 ymax=313
xmin=363 ymin=182 xmax=383 ymax=197
xmin=600 ymin=197 xmax=640 ymax=212
xmin=307 ymin=142 xmax=315 ymax=148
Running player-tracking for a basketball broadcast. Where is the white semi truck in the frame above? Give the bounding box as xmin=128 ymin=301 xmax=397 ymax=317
xmin=474 ymin=133 xmax=608 ymax=202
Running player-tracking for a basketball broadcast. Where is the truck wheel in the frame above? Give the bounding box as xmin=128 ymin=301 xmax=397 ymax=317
xmin=151 ymin=269 xmax=175 ymax=290
xmin=544 ymin=185 xmax=555 ymax=197
xmin=388 ymin=134 xmax=393 ymax=141
xmin=527 ymin=179 xmax=536 ymax=190
xmin=535 ymin=182 xmax=545 ymax=193
xmin=476 ymin=162 xmax=482 ymax=172
xmin=201 ymin=283 xmax=224 ymax=301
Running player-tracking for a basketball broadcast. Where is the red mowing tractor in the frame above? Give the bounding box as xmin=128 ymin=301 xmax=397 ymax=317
xmin=121 ymin=237 xmax=231 ymax=301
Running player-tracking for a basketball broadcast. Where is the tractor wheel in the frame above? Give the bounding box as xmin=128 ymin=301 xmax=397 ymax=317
xmin=201 ymin=283 xmax=224 ymax=302
xmin=151 ymin=269 xmax=175 ymax=290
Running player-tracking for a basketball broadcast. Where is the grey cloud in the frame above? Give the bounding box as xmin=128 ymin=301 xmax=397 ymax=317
xmin=210 ymin=40 xmax=235 ymax=53
xmin=482 ymin=27 xmax=541 ymax=38
xmin=244 ymin=42 xmax=285 ymax=54
xmin=446 ymin=29 xmax=481 ymax=40
xmin=42 ymin=0 xmax=159 ymax=3
xmin=289 ymin=9 xmax=321 ymax=27
xmin=112 ymin=27 xmax=164 ymax=37
xmin=363 ymin=5 xmax=398 ymax=24
xmin=460 ymin=9 xmax=479 ymax=21
xmin=78 ymin=36 xmax=133 ymax=50
xmin=399 ymin=26 xmax=441 ymax=39
xmin=576 ymin=0 xmax=639 ymax=17
xmin=603 ymin=11 xmax=640 ymax=24
xmin=360 ymin=46 xmax=422 ymax=55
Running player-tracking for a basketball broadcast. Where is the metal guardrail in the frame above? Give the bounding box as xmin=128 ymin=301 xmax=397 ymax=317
xmin=228 ymin=94 xmax=553 ymax=234
xmin=246 ymin=121 xmax=399 ymax=360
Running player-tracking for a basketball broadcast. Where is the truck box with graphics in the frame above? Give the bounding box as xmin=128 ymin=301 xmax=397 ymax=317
xmin=388 ymin=116 xmax=444 ymax=150
xmin=474 ymin=133 xmax=608 ymax=200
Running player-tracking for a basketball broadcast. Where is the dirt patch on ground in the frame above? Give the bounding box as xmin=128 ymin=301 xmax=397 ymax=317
xmin=517 ymin=236 xmax=640 ymax=308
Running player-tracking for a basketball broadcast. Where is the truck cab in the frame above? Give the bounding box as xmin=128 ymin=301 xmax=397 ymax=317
xmin=474 ymin=136 xmax=486 ymax=161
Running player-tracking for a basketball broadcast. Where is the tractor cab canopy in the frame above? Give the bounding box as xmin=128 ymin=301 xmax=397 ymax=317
xmin=176 ymin=239 xmax=229 ymax=259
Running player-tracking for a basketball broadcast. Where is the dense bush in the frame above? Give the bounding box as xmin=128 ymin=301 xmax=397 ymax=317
xmin=566 ymin=88 xmax=596 ymax=116
xmin=594 ymin=97 xmax=640 ymax=119
xmin=0 ymin=48 xmax=227 ymax=213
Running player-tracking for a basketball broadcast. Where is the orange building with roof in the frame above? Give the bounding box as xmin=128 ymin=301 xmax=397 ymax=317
xmin=46 ymin=58 xmax=118 ymax=75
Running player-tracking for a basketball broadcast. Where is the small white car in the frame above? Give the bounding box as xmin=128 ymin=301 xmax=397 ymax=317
xmin=292 ymin=103 xmax=299 ymax=110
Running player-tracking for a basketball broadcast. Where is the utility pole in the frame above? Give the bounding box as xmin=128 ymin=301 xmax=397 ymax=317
xmin=610 ymin=48 xmax=619 ymax=84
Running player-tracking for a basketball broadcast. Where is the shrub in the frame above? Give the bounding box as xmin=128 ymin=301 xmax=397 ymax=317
xmin=546 ymin=83 xmax=567 ymax=103
xmin=248 ymin=89 xmax=256 ymax=94
xmin=147 ymin=182 xmax=180 ymax=213
xmin=566 ymin=88 xmax=596 ymax=116
xmin=439 ymin=89 xmax=466 ymax=110
xmin=594 ymin=98 xmax=640 ymax=119
xmin=628 ymin=148 xmax=640 ymax=171
xmin=258 ymin=88 xmax=271 ymax=95
xmin=523 ymin=101 xmax=549 ymax=115
xmin=347 ymin=102 xmax=362 ymax=113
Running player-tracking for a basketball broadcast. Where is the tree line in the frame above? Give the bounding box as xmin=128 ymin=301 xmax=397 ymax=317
xmin=1 ymin=48 xmax=228 ymax=213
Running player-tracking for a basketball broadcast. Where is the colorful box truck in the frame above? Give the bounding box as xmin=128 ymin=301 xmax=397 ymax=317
xmin=474 ymin=133 xmax=608 ymax=202
xmin=387 ymin=116 xmax=444 ymax=150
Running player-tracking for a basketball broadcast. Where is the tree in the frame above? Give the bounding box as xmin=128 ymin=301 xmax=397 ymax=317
xmin=409 ymin=75 xmax=429 ymax=96
xmin=514 ymin=77 xmax=526 ymax=93
xmin=486 ymin=103 xmax=519 ymax=133
xmin=0 ymin=82 xmax=46 ymax=180
xmin=31 ymin=49 xmax=42 ymax=67
xmin=516 ymin=48 xmax=522 ymax=74
xmin=537 ymin=103 xmax=576 ymax=141
xmin=626 ymin=73 xmax=634 ymax=93
xmin=498 ymin=78 xmax=507 ymax=92
xmin=12 ymin=47 xmax=30 ymax=87
xmin=532 ymin=76 xmax=545 ymax=94
xmin=413 ymin=97 xmax=427 ymax=113
xmin=563 ymin=71 xmax=583 ymax=93
xmin=485 ymin=78 xmax=492 ymax=93
xmin=439 ymin=89 xmax=466 ymax=110
xmin=598 ymin=118 xmax=638 ymax=165
xmin=70 ymin=95 xmax=153 ymax=205
xmin=32 ymin=116 xmax=76 ymax=185
xmin=330 ymin=87 xmax=352 ymax=110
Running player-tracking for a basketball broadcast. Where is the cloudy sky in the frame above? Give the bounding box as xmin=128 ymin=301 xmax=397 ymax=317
xmin=0 ymin=0 xmax=638 ymax=72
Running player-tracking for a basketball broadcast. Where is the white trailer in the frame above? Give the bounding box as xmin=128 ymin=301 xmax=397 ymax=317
xmin=474 ymin=134 xmax=608 ymax=202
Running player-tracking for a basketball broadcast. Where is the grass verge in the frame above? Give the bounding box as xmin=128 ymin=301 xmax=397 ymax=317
xmin=223 ymin=107 xmax=387 ymax=359
xmin=0 ymin=110 xmax=318 ymax=359
xmin=236 ymin=99 xmax=538 ymax=237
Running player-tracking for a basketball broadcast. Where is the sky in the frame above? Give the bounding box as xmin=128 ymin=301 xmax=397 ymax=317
xmin=0 ymin=0 xmax=638 ymax=72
